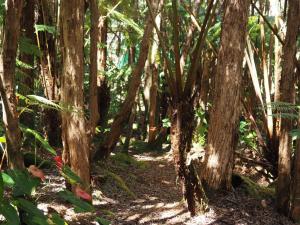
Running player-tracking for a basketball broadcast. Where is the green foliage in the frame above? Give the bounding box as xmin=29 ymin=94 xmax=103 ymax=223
xmin=236 ymin=175 xmax=275 ymax=199
xmin=267 ymin=102 xmax=300 ymax=140
xmin=0 ymin=201 xmax=20 ymax=225
xmin=0 ymin=136 xmax=6 ymax=143
xmin=248 ymin=16 xmax=260 ymax=40
xmin=109 ymin=8 xmax=143 ymax=37
xmin=162 ymin=118 xmax=171 ymax=128
xmin=20 ymin=125 xmax=57 ymax=156
xmin=6 ymin=169 xmax=40 ymax=197
xmin=239 ymin=121 xmax=257 ymax=150
xmin=111 ymin=152 xmax=147 ymax=169
xmin=61 ymin=166 xmax=83 ymax=185
xmin=25 ymin=95 xmax=62 ymax=111
xmin=23 ymin=152 xmax=52 ymax=169
xmin=0 ymin=166 xmax=107 ymax=224
xmin=104 ymin=169 xmax=136 ymax=198
xmin=49 ymin=213 xmax=67 ymax=225
xmin=96 ymin=217 xmax=111 ymax=225
xmin=17 ymin=198 xmax=49 ymax=224
xmin=58 ymin=190 xmax=94 ymax=213
xmin=19 ymin=37 xmax=41 ymax=57
xmin=193 ymin=108 xmax=208 ymax=146
xmin=130 ymin=140 xmax=155 ymax=153
xmin=1 ymin=172 xmax=15 ymax=187
xmin=35 ymin=24 xmax=56 ymax=35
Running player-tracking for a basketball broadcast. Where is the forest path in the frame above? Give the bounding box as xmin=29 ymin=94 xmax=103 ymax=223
xmin=97 ymin=151 xmax=191 ymax=225
xmin=39 ymin=148 xmax=295 ymax=225
xmin=91 ymin=149 xmax=294 ymax=225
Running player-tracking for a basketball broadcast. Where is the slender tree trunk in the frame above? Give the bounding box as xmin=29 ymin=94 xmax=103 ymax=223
xmin=202 ymin=0 xmax=249 ymax=190
xmin=94 ymin=0 xmax=162 ymax=160
xmin=0 ymin=0 xmax=24 ymax=169
xmin=269 ymin=0 xmax=283 ymax=176
xmin=38 ymin=0 xmax=61 ymax=147
xmin=273 ymin=0 xmax=283 ymax=103
xmin=147 ymin=13 xmax=161 ymax=144
xmin=291 ymin=70 xmax=300 ymax=222
xmin=171 ymin=100 xmax=207 ymax=216
xmin=148 ymin=64 xmax=159 ymax=144
xmin=89 ymin=0 xmax=100 ymax=139
xmin=19 ymin=0 xmax=36 ymax=128
xmin=199 ymin=53 xmax=212 ymax=109
xmin=260 ymin=1 xmax=273 ymax=139
xmin=60 ymin=0 xmax=90 ymax=190
xmin=97 ymin=16 xmax=110 ymax=128
xmin=123 ymin=101 xmax=137 ymax=153
xmin=277 ymin=0 xmax=300 ymax=215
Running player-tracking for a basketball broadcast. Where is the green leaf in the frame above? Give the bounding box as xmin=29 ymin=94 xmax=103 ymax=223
xmin=20 ymin=125 xmax=57 ymax=156
xmin=22 ymin=216 xmax=50 ymax=225
xmin=290 ymin=129 xmax=300 ymax=138
xmin=108 ymin=8 xmax=143 ymax=36
xmin=49 ymin=213 xmax=67 ymax=225
xmin=17 ymin=198 xmax=46 ymax=218
xmin=16 ymin=59 xmax=34 ymax=69
xmin=0 ymin=136 xmax=6 ymax=143
xmin=96 ymin=217 xmax=111 ymax=225
xmin=35 ymin=24 xmax=56 ymax=35
xmin=58 ymin=190 xmax=94 ymax=213
xmin=1 ymin=172 xmax=15 ymax=187
xmin=61 ymin=166 xmax=82 ymax=185
xmin=162 ymin=118 xmax=171 ymax=128
xmin=7 ymin=170 xmax=40 ymax=197
xmin=0 ymin=201 xmax=20 ymax=225
xmin=19 ymin=37 xmax=41 ymax=56
xmin=26 ymin=95 xmax=62 ymax=110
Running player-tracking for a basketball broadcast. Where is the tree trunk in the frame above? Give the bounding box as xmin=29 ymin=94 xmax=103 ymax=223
xmin=19 ymin=0 xmax=36 ymax=128
xmin=38 ymin=0 xmax=61 ymax=147
xmin=259 ymin=0 xmax=273 ymax=139
xmin=94 ymin=0 xmax=162 ymax=160
xmin=123 ymin=101 xmax=137 ymax=153
xmin=171 ymin=100 xmax=207 ymax=216
xmin=0 ymin=0 xmax=24 ymax=169
xmin=89 ymin=0 xmax=100 ymax=139
xmin=60 ymin=0 xmax=90 ymax=190
xmin=148 ymin=64 xmax=159 ymax=144
xmin=291 ymin=70 xmax=300 ymax=222
xmin=277 ymin=0 xmax=300 ymax=215
xmin=147 ymin=13 xmax=161 ymax=144
xmin=202 ymin=0 xmax=249 ymax=190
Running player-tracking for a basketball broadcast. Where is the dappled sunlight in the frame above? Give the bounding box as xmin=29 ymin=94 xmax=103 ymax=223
xmin=207 ymin=152 xmax=220 ymax=169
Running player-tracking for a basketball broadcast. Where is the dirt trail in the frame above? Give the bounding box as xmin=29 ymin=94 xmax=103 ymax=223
xmin=38 ymin=150 xmax=295 ymax=225
xmin=91 ymin=151 xmax=294 ymax=225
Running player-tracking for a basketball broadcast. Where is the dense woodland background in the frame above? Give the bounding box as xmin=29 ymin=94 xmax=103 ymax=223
xmin=0 ymin=0 xmax=300 ymax=224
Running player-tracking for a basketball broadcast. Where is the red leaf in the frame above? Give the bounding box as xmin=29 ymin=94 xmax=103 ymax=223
xmin=54 ymin=156 xmax=63 ymax=169
xmin=75 ymin=186 xmax=92 ymax=201
xmin=28 ymin=165 xmax=45 ymax=181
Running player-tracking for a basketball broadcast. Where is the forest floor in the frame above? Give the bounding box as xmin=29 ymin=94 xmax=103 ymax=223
xmin=37 ymin=144 xmax=296 ymax=225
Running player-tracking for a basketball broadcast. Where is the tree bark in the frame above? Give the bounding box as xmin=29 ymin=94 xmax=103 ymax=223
xmin=147 ymin=13 xmax=161 ymax=144
xmin=0 ymin=0 xmax=24 ymax=169
xmin=60 ymin=0 xmax=90 ymax=190
xmin=202 ymin=0 xmax=249 ymax=190
xmin=277 ymin=0 xmax=300 ymax=215
xmin=291 ymin=70 xmax=300 ymax=222
xmin=19 ymin=0 xmax=36 ymax=128
xmin=38 ymin=0 xmax=61 ymax=147
xmin=171 ymin=100 xmax=207 ymax=216
xmin=94 ymin=0 xmax=162 ymax=160
xmin=89 ymin=0 xmax=100 ymax=139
